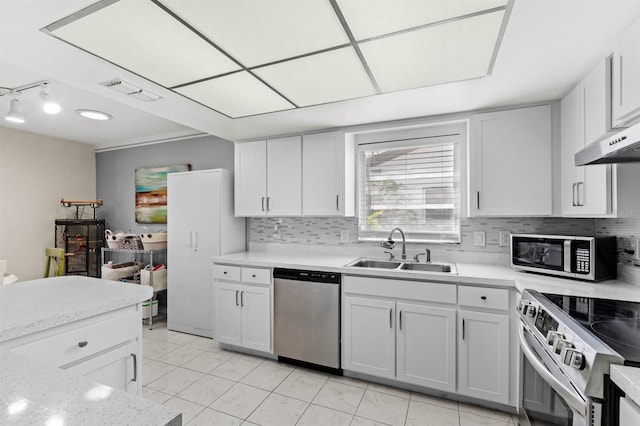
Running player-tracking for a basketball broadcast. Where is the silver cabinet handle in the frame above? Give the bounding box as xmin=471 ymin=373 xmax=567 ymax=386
xmin=572 ymin=183 xmax=577 ymax=206
xmin=481 ymin=296 xmax=487 ymax=300
xmin=389 ymin=309 xmax=393 ymax=328
xmin=399 ymin=310 xmax=403 ymax=330
xmin=235 ymin=290 xmax=239 ymax=306
xmin=462 ymin=318 xmax=465 ymax=340
xmin=476 ymin=191 xmax=480 ymax=210
xmin=336 ymin=194 xmax=340 ymax=211
xmin=78 ymin=341 xmax=88 ymax=348
xmin=240 ymin=291 xmax=244 ymax=307
xmin=131 ymin=353 xmax=137 ymax=382
xmin=261 ymin=197 xmax=265 ymax=211
xmin=576 ymin=182 xmax=584 ymax=206
xmin=266 ymin=197 xmax=270 ymax=212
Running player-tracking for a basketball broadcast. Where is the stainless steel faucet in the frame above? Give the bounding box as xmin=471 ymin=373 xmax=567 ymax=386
xmin=380 ymin=227 xmax=407 ymax=260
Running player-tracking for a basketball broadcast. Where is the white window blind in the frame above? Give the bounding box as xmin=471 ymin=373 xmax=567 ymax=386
xmin=358 ymin=135 xmax=460 ymax=243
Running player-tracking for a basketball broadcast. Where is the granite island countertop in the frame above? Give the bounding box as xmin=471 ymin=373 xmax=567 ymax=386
xmin=0 ymin=276 xmax=181 ymax=425
xmin=213 ymin=250 xmax=640 ymax=302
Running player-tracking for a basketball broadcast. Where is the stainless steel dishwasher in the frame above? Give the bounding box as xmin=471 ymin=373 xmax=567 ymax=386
xmin=273 ymin=268 xmax=341 ymax=372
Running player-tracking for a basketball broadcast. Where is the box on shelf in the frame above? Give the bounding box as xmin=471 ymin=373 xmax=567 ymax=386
xmin=140 ymin=232 xmax=167 ymax=250
xmin=140 ymin=268 xmax=167 ymax=292
xmin=101 ymin=262 xmax=143 ymax=281
xmin=142 ymin=300 xmax=158 ymax=319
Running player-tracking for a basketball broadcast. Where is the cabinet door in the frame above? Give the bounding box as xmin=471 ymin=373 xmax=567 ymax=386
xmin=560 ymin=64 xmax=613 ymax=217
xmin=266 ymin=137 xmax=302 ymax=216
xmin=396 ymin=303 xmax=456 ymax=392
xmin=458 ymin=310 xmax=510 ymax=404
xmin=235 ymin=140 xmax=267 ymax=216
xmin=613 ymin=20 xmax=640 ymax=126
xmin=66 ymin=341 xmax=139 ymax=395
xmin=469 ymin=105 xmax=552 ymax=216
xmin=343 ymin=296 xmax=395 ymax=379
xmin=302 ymin=132 xmax=344 ymax=216
xmin=560 ymin=84 xmax=585 ymax=215
xmin=214 ymin=283 xmax=242 ymax=346
xmin=240 ymin=285 xmax=271 ymax=353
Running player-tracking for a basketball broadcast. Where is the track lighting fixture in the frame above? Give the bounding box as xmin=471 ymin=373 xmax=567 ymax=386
xmin=5 ymin=93 xmax=25 ymax=123
xmin=1 ymin=80 xmax=63 ymax=124
xmin=39 ymin=83 xmax=61 ymax=114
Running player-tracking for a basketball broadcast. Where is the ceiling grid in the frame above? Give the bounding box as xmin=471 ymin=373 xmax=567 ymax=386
xmin=43 ymin=0 xmax=511 ymax=119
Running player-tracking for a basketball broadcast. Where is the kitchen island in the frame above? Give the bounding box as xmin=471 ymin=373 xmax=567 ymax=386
xmin=0 ymin=276 xmax=181 ymax=425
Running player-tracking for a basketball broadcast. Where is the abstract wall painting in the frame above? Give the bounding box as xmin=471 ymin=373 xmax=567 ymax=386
xmin=135 ymin=164 xmax=190 ymax=223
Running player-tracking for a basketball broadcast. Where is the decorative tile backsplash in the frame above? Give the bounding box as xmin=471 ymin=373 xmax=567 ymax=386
xmin=249 ymin=216 xmax=596 ymax=254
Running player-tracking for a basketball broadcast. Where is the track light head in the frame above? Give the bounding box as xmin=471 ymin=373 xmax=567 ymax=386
xmin=5 ymin=95 xmax=25 ymax=123
xmin=39 ymin=83 xmax=61 ymax=114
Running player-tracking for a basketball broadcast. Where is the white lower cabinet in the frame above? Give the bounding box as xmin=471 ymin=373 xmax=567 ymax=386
xmin=343 ymin=291 xmax=456 ymax=392
xmin=458 ymin=309 xmax=510 ymax=404
xmin=213 ymin=265 xmax=272 ymax=354
xmin=3 ymin=306 xmax=142 ymax=395
xmin=620 ymin=396 xmax=640 ymax=426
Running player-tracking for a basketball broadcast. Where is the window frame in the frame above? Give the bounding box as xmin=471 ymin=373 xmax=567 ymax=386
xmin=353 ymin=121 xmax=467 ymax=244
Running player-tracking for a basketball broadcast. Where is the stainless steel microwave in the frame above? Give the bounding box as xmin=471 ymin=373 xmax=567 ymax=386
xmin=510 ymin=234 xmax=617 ymax=281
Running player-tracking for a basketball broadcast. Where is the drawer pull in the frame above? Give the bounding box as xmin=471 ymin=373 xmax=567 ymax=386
xmin=78 ymin=341 xmax=88 ymax=348
xmin=223 ymin=271 xmax=228 ymax=275
xmin=252 ymin=274 xmax=256 ymax=278
xmin=481 ymin=296 xmax=487 ymax=300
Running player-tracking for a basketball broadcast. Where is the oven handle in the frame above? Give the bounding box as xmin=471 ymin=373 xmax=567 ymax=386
xmin=518 ymin=323 xmax=588 ymax=417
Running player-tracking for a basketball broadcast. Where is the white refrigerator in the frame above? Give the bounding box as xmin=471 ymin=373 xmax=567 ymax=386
xmin=167 ymin=169 xmax=245 ymax=338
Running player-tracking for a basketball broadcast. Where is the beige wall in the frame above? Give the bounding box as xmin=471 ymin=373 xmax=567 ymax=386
xmin=0 ymin=127 xmax=96 ymax=280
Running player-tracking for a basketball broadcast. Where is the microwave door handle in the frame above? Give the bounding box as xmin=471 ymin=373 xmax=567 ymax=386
xmin=563 ymin=240 xmax=572 ymax=273
xmin=518 ymin=324 xmax=588 ymax=417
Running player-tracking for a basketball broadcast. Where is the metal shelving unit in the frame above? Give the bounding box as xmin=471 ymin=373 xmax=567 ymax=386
xmin=101 ymin=247 xmax=167 ymax=329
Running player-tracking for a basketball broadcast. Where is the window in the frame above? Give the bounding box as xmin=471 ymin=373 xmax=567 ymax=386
xmin=358 ymin=133 xmax=461 ymax=243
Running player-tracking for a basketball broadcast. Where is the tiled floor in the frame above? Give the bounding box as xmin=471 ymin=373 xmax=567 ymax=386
xmin=142 ymin=322 xmax=519 ymax=426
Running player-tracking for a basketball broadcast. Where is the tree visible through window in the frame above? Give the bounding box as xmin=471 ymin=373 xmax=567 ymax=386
xmin=358 ymin=135 xmax=461 ymax=243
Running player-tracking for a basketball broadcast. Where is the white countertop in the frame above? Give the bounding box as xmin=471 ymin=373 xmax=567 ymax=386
xmin=0 ymin=349 xmax=181 ymax=425
xmin=0 ymin=276 xmax=180 ymax=426
xmin=611 ymin=365 xmax=640 ymax=406
xmin=214 ymin=251 xmax=640 ymax=302
xmin=0 ymin=275 xmax=153 ymax=342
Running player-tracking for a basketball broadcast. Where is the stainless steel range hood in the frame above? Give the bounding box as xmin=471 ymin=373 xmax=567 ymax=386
xmin=575 ymin=122 xmax=640 ymax=165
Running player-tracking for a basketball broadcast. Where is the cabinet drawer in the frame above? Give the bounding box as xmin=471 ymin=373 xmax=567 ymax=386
xmin=213 ymin=264 xmax=241 ymax=281
xmin=458 ymin=286 xmax=509 ymax=310
xmin=10 ymin=311 xmax=139 ymax=368
xmin=241 ymin=267 xmax=271 ymax=284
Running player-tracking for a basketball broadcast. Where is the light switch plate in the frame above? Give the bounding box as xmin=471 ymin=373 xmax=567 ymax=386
xmin=474 ymin=231 xmax=486 ymax=247
xmin=340 ymin=230 xmax=350 ymax=244
xmin=499 ymin=231 xmax=510 ymax=247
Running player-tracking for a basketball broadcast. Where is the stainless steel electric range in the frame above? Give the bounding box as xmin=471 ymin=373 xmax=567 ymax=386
xmin=517 ymin=289 xmax=640 ymax=426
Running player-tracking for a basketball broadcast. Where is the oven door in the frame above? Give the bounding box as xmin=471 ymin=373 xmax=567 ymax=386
xmin=518 ymin=323 xmax=591 ymax=426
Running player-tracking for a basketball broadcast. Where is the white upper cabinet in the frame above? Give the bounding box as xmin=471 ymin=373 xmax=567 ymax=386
xmin=469 ymin=105 xmax=552 ymax=217
xmin=302 ymin=131 xmax=355 ymax=216
xmin=235 ymin=137 xmax=302 ymax=216
xmin=612 ymin=19 xmax=640 ymax=127
xmin=560 ymin=60 xmax=614 ymax=217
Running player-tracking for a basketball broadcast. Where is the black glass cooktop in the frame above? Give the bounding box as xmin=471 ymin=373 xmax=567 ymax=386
xmin=543 ymin=293 xmax=640 ymax=366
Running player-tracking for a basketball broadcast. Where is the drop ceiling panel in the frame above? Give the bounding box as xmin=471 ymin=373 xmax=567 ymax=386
xmin=175 ymin=72 xmax=295 ymax=118
xmin=161 ymin=0 xmax=350 ymax=67
xmin=360 ymin=11 xmax=505 ymax=93
xmin=254 ymin=47 xmax=376 ymax=107
xmin=337 ymin=0 xmax=508 ymax=40
xmin=49 ymin=0 xmax=240 ymax=87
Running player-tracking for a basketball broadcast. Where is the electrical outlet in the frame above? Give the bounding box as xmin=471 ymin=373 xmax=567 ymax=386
xmin=499 ymin=231 xmax=511 ymax=247
xmin=340 ymin=230 xmax=350 ymax=244
xmin=474 ymin=231 xmax=486 ymax=247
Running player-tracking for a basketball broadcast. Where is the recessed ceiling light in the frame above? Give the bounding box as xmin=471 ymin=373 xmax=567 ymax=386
xmin=76 ymin=109 xmax=112 ymax=120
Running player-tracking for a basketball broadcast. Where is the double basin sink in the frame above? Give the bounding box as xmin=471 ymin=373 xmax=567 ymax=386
xmin=346 ymin=258 xmax=457 ymax=274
